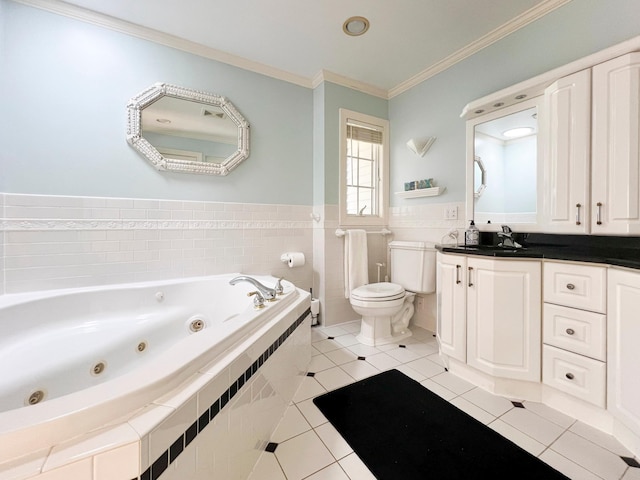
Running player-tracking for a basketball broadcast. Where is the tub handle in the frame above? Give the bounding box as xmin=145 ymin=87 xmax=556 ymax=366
xmin=275 ymin=277 xmax=284 ymax=295
xmin=248 ymin=291 xmax=266 ymax=309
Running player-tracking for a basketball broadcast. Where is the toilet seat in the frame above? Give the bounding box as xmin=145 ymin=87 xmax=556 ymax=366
xmin=351 ymin=282 xmax=405 ymax=302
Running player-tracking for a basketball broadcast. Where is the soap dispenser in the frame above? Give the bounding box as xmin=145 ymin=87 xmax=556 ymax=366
xmin=465 ymin=220 xmax=479 ymax=246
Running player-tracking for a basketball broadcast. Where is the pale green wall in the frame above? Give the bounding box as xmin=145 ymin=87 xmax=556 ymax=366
xmin=313 ymin=81 xmax=388 ymax=206
xmin=389 ymin=0 xmax=640 ymax=207
xmin=0 ymin=0 xmax=313 ymax=205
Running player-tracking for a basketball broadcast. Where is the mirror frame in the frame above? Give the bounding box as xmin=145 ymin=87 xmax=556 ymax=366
xmin=127 ymin=83 xmax=250 ymax=176
xmin=465 ymin=96 xmax=544 ymax=232
xmin=473 ymin=156 xmax=487 ymax=198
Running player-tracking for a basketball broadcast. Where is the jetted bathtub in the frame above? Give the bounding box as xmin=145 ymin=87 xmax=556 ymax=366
xmin=0 ymin=273 xmax=311 ymax=475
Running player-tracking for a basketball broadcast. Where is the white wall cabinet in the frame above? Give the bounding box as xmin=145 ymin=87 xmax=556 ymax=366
xmin=607 ymin=267 xmax=640 ymax=440
xmin=542 ymin=52 xmax=640 ymax=234
xmin=541 ymin=69 xmax=591 ymax=234
xmin=436 ymin=252 xmax=467 ymax=362
xmin=437 ymin=253 xmax=541 ymax=382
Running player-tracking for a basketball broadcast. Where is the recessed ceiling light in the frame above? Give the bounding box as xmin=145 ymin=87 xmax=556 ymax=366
xmin=503 ymin=127 xmax=534 ymax=138
xmin=343 ymin=16 xmax=370 ymax=36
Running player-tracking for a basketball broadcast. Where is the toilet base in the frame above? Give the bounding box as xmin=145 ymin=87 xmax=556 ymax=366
xmin=356 ymin=315 xmax=413 ymax=346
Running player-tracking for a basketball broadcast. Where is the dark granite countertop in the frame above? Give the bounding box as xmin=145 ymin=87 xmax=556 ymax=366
xmin=437 ymin=234 xmax=640 ymax=270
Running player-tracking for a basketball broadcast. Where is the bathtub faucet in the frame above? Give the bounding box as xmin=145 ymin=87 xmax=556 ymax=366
xmin=229 ymin=276 xmax=278 ymax=301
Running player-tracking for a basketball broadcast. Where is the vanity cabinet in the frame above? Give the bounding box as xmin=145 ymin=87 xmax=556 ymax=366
xmin=542 ymin=261 xmax=607 ymax=407
xmin=437 ymin=253 xmax=541 ymax=382
xmin=542 ymin=52 xmax=640 ymax=235
xmin=607 ymin=267 xmax=640 ymax=441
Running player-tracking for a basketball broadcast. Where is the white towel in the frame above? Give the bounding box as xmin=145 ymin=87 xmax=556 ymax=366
xmin=344 ymin=229 xmax=369 ymax=299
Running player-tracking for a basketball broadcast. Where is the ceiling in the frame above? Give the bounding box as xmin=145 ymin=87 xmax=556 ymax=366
xmin=53 ymin=0 xmax=568 ymax=96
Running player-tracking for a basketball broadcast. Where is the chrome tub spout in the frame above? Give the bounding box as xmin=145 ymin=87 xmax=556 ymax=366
xmin=229 ymin=275 xmax=277 ymax=301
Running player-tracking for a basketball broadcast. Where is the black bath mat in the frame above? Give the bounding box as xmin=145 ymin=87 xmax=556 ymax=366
xmin=313 ymin=369 xmax=568 ymax=480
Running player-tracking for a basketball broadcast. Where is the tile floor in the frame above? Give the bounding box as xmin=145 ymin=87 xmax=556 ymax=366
xmin=248 ymin=321 xmax=640 ymax=480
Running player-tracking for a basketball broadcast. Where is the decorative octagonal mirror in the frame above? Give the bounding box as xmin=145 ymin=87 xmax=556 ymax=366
xmin=126 ymin=83 xmax=250 ymax=176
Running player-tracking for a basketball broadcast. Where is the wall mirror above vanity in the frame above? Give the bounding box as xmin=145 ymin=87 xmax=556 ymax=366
xmin=465 ymin=97 xmax=542 ymax=231
xmin=127 ymin=83 xmax=250 ymax=176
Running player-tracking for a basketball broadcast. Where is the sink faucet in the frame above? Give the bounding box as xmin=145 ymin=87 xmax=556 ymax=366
xmin=229 ymin=275 xmax=277 ymax=301
xmin=497 ymin=225 xmax=522 ymax=249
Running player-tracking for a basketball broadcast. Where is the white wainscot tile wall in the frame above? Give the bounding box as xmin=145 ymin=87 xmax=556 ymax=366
xmin=0 ymin=194 xmax=314 ymax=295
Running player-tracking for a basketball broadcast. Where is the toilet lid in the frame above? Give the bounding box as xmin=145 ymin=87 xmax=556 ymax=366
xmin=351 ymin=282 xmax=405 ymax=301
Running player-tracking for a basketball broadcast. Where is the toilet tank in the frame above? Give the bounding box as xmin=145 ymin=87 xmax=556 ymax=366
xmin=389 ymin=241 xmax=436 ymax=293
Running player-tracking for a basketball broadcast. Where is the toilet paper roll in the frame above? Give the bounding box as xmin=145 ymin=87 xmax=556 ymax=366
xmin=283 ymin=252 xmax=305 ymax=268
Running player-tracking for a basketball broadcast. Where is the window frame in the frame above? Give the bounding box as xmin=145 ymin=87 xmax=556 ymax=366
xmin=338 ymin=108 xmax=389 ymax=227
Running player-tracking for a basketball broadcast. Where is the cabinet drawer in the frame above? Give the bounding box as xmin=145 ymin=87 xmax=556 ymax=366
xmin=542 ymin=345 xmax=606 ymax=407
xmin=543 ymin=303 xmax=606 ymax=361
xmin=543 ymin=262 xmax=606 ymax=313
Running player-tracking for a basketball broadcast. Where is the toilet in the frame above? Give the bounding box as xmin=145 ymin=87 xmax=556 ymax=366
xmin=350 ymin=241 xmax=436 ymax=346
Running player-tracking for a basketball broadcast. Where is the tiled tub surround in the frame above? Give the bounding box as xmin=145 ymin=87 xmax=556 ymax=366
xmin=0 ymin=193 xmax=313 ymax=295
xmin=0 ymin=275 xmax=311 ymax=480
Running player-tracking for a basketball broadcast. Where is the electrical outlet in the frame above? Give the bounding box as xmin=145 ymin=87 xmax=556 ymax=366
xmin=444 ymin=206 xmax=458 ymax=220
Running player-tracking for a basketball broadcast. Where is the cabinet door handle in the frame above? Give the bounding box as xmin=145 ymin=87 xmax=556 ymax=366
xmin=575 ymin=203 xmax=581 ymax=225
xmin=566 ymin=328 xmax=575 ymax=335
xmin=468 ymin=267 xmax=473 ymax=287
xmin=565 ymin=373 xmax=575 ymax=380
xmin=566 ymin=283 xmax=575 ymax=290
xmin=596 ymin=202 xmax=603 ymax=225
xmin=455 ymin=264 xmax=461 ymax=284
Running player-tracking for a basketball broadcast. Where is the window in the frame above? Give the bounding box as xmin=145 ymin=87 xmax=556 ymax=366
xmin=339 ymin=109 xmax=389 ymax=226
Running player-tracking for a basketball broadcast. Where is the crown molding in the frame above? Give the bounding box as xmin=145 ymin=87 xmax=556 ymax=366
xmin=12 ymin=0 xmax=313 ymax=89
xmin=312 ymin=70 xmax=389 ymax=99
xmin=13 ymin=0 xmax=571 ymax=99
xmin=388 ymin=0 xmax=572 ymax=98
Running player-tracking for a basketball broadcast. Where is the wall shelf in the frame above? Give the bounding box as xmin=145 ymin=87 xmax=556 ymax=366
xmin=394 ymin=186 xmax=446 ymax=198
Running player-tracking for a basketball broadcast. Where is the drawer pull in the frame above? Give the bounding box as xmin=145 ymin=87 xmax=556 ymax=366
xmin=565 ymin=373 xmax=575 ymax=380
xmin=468 ymin=267 xmax=473 ymax=287
xmin=566 ymin=328 xmax=575 ymax=335
xmin=456 ymin=264 xmax=461 ymax=284
xmin=596 ymin=202 xmax=603 ymax=225
xmin=575 ymin=203 xmax=581 ymax=225
xmin=566 ymin=283 xmax=575 ymax=290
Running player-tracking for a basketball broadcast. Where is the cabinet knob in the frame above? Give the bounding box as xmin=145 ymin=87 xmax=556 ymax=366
xmin=566 ymin=283 xmax=575 ymax=290
xmin=565 ymin=328 xmax=575 ymax=335
xmin=565 ymin=373 xmax=575 ymax=380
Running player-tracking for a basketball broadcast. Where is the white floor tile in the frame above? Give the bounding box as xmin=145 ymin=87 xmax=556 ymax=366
xmin=317 ymin=326 xmax=350 ymax=337
xmin=364 ymin=352 xmax=401 ymax=371
xmin=550 ymin=430 xmax=628 ymax=480
xmin=292 ymin=377 xmax=326 ymax=403
xmin=305 ymin=463 xmax=350 ymax=480
xmin=405 ymin=356 xmax=446 ymax=378
xmin=339 ymin=321 xmax=362 ymax=335
xmin=429 ymin=371 xmax=475 ymax=395
xmin=315 ymin=422 xmax=353 ymax=460
xmin=419 ymin=378 xmax=457 ymax=401
xmin=324 ymin=348 xmax=359 ymax=366
xmin=449 ymin=397 xmax=496 ymax=425
xmin=488 ymin=419 xmax=546 ymax=457
xmin=339 ymin=360 xmax=380 ymax=381
xmin=308 ymin=354 xmax=336 ymax=373
xmin=539 ymin=449 xmax=603 ymax=480
xmin=522 ymin=400 xmax=576 ymax=429
xmin=384 ymin=346 xmax=422 ymax=363
xmin=333 ymin=334 xmax=359 ymax=348
xmin=346 ymin=343 xmax=381 ymax=357
xmin=248 ymin=452 xmax=287 ymax=480
xmin=500 ymin=407 xmax=565 ymax=446
xmin=314 ymin=367 xmax=354 ymax=392
xmin=295 ymin=398 xmax=328 ymax=428
xmin=275 ymin=430 xmax=336 ymax=480
xmin=461 ymin=387 xmax=514 ymax=417
xmin=403 ymin=341 xmax=438 ymax=357
xmin=271 ymin=405 xmax=311 ymax=443
xmin=623 ymin=467 xmax=640 ymax=480
xmin=338 ymin=453 xmax=376 ymax=480
xmin=313 ymin=339 xmax=344 ymax=354
xmin=394 ymin=364 xmax=426 ymax=382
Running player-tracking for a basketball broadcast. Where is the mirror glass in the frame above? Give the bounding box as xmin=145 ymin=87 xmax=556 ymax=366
xmin=127 ymin=83 xmax=250 ymax=176
xmin=471 ymin=103 xmax=538 ymax=225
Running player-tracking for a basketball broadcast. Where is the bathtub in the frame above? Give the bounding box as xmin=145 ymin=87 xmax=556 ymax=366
xmin=0 ymin=274 xmax=311 ymax=478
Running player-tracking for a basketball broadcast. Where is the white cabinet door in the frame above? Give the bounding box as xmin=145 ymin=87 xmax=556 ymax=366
xmin=592 ymin=53 xmax=640 ymax=234
xmin=541 ymin=69 xmax=591 ymax=233
xmin=436 ymin=253 xmax=466 ymax=362
xmin=608 ymin=268 xmax=640 ymax=437
xmin=467 ymin=257 xmax=541 ymax=381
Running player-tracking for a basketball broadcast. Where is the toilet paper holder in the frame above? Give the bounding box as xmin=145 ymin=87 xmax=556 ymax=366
xmin=280 ymin=252 xmax=306 ymax=268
